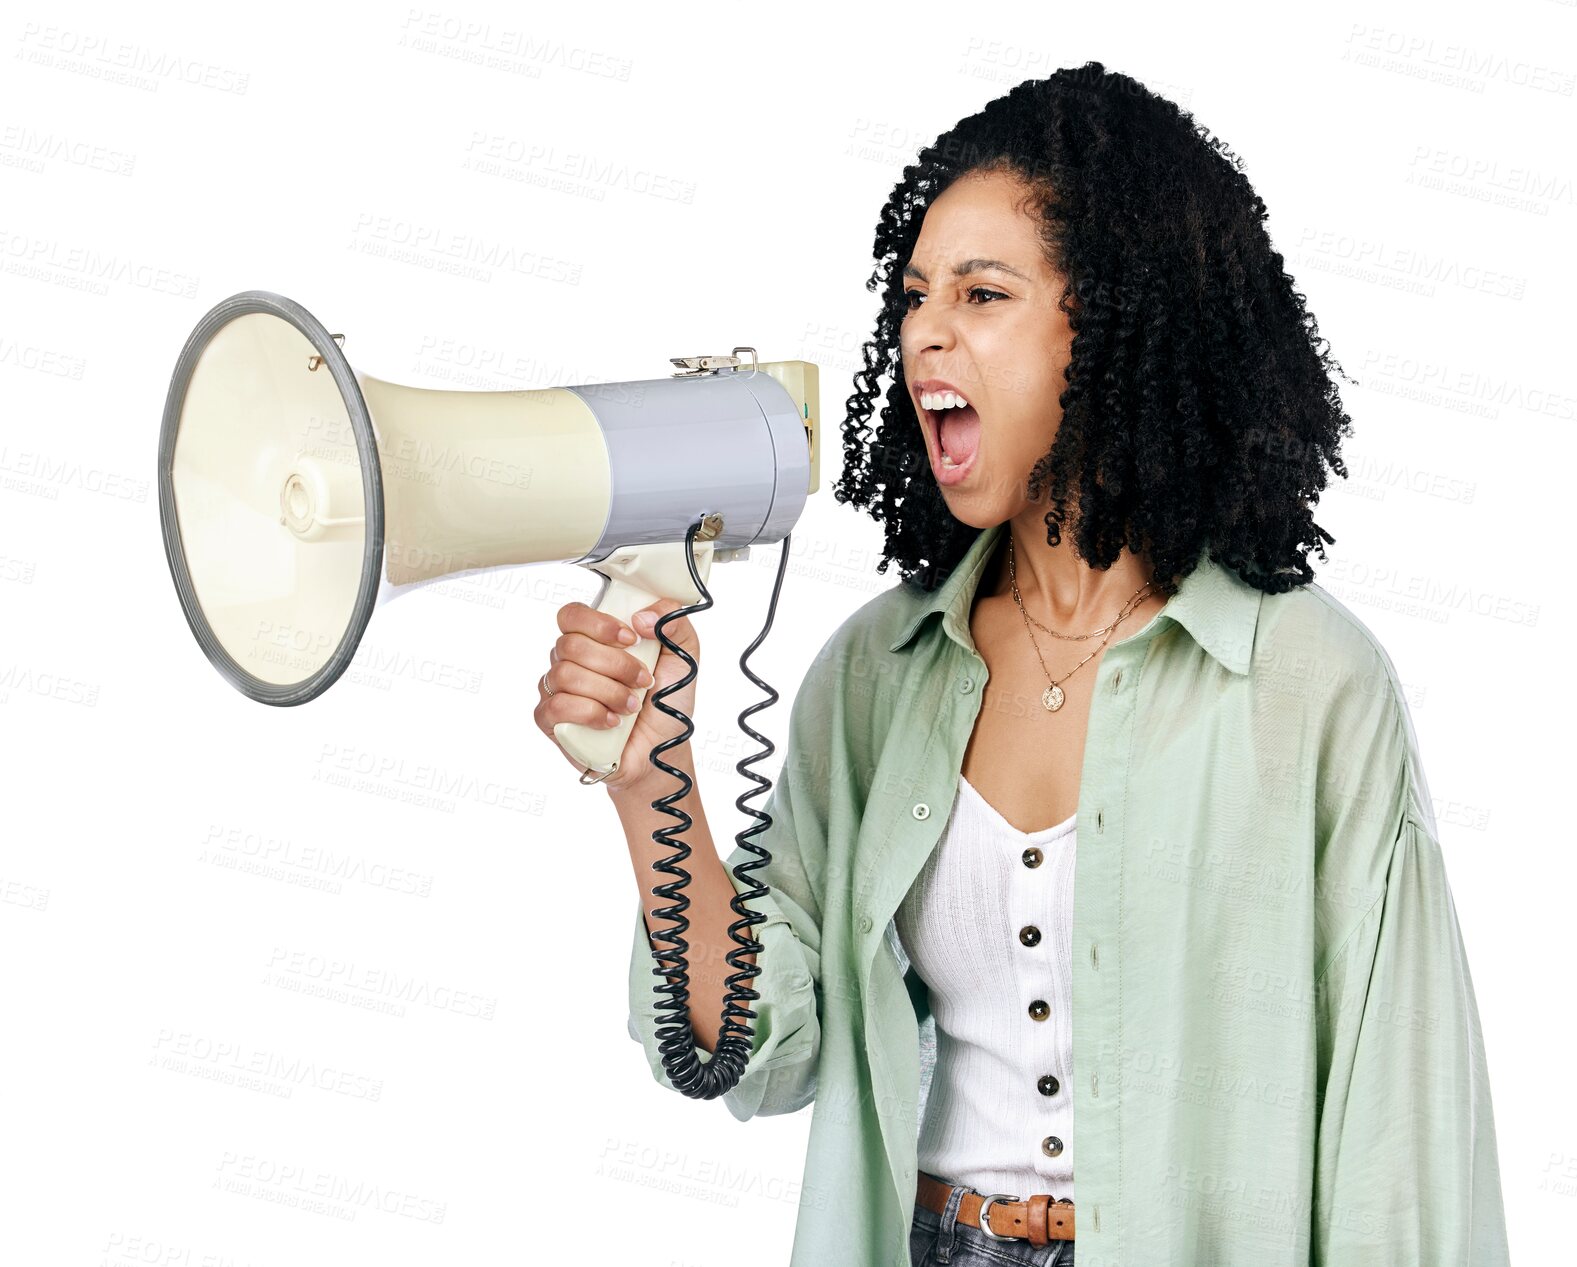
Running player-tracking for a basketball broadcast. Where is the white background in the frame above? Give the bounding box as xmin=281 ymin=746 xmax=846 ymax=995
xmin=2 ymin=1 xmax=1571 ymax=1263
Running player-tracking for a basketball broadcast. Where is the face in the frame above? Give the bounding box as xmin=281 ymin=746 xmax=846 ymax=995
xmin=899 ymin=167 xmax=1073 ymax=526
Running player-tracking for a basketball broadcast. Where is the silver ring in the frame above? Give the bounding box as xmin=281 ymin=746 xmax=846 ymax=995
xmin=540 ymin=673 xmax=555 ymax=697
xmin=976 ymin=1193 xmax=1020 ymax=1241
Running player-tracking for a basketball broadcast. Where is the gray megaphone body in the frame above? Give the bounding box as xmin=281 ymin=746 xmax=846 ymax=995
xmin=158 ymin=289 xmax=820 ymax=783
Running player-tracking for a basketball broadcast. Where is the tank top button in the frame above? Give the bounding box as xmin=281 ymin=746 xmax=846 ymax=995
xmin=1043 ymin=1135 xmax=1064 ymax=1157
xmin=1022 ymin=846 xmax=1043 ymax=868
xmin=1019 ymin=925 xmax=1041 ymax=947
xmin=1028 ymin=999 xmax=1049 ymax=1021
xmin=1038 ymin=1074 xmax=1060 ymax=1096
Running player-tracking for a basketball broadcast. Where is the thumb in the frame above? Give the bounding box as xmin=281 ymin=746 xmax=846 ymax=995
xmin=631 ymin=599 xmax=694 ymax=645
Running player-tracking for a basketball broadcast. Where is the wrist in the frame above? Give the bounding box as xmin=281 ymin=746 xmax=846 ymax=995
xmin=605 ymin=753 xmax=693 ymax=809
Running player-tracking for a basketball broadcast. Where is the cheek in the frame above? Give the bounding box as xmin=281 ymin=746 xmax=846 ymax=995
xmin=982 ymin=311 xmax=1068 ymax=415
xmin=989 ymin=366 xmax=1062 ymax=467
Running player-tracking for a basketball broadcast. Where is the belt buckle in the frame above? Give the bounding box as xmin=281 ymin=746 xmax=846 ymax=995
xmin=975 ymin=1192 xmax=1020 ymax=1242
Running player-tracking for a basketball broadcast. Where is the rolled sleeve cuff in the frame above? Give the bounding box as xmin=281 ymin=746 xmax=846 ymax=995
xmin=626 ymin=863 xmax=821 ymax=1121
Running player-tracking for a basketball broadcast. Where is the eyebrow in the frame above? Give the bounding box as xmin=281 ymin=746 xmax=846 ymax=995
xmin=901 ymin=257 xmax=1031 ymax=283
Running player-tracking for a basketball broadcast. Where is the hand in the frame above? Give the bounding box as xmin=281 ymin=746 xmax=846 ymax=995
xmin=532 ymin=598 xmax=701 ymax=796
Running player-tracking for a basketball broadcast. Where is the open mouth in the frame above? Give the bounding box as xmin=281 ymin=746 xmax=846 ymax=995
xmin=923 ymin=402 xmax=982 ymax=471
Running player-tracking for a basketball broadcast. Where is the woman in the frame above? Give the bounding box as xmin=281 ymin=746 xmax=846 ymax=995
xmin=543 ymin=63 xmax=1510 ymax=1267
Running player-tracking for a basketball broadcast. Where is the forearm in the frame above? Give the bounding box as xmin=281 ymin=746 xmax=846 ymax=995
xmin=611 ymin=743 xmax=758 ymax=1055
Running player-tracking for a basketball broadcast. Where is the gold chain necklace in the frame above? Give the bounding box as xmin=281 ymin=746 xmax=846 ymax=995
xmin=1007 ymin=533 xmax=1155 ymax=712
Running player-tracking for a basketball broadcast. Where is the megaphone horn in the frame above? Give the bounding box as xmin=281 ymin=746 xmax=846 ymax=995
xmin=158 ymin=289 xmax=820 ymax=783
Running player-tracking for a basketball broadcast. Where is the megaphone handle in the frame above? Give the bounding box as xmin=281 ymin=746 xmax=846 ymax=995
xmin=553 ymin=576 xmax=662 ymax=781
xmin=553 ymin=541 xmax=713 ymax=782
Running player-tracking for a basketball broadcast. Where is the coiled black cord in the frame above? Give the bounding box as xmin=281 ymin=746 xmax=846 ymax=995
xmin=642 ymin=515 xmax=791 ymax=1099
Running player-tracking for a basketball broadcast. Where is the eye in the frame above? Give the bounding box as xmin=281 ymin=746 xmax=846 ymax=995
xmin=902 ymin=286 xmax=1009 ymax=312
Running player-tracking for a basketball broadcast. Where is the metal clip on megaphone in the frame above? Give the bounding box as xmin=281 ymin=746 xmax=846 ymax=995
xmin=157 ymin=290 xmax=820 ymax=1099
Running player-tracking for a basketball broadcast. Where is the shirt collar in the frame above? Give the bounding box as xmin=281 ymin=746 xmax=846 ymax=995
xmin=886 ymin=521 xmax=1263 ymax=675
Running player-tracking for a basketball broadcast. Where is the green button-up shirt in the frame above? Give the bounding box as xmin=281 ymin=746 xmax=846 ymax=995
xmin=627 ymin=521 xmax=1509 ymax=1266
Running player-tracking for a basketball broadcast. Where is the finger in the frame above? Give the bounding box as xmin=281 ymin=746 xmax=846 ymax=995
xmin=631 ymin=600 xmax=694 ymax=643
xmin=543 ymin=658 xmax=646 ymax=718
xmin=554 ymin=631 xmax=654 ymax=690
xmin=538 ymin=646 xmax=564 ymax=694
xmin=559 ymin=600 xmax=639 ymax=648
xmin=538 ymin=690 xmax=622 ymax=731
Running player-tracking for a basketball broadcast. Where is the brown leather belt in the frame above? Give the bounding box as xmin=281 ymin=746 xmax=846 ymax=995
xmin=915 ymin=1171 xmax=1075 ymax=1246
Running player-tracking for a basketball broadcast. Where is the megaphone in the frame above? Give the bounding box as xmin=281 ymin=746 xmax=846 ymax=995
xmin=158 ymin=288 xmax=821 ymax=1098
xmin=157 ymin=289 xmax=818 ymax=778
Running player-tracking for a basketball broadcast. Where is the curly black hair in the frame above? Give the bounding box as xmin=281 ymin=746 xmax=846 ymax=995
xmin=833 ymin=61 xmax=1354 ymax=598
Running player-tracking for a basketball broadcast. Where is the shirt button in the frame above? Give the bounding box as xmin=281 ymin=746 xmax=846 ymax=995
xmin=1028 ymin=999 xmax=1049 ymax=1021
xmin=1042 ymin=1135 xmax=1063 ymax=1157
xmin=859 ymin=914 xmax=873 ymax=933
xmin=1038 ymin=1074 xmax=1060 ymax=1096
xmin=959 ymin=677 xmax=975 ymax=693
xmin=912 ymin=803 xmax=930 ymax=820
xmin=1022 ymin=846 xmax=1043 ymax=868
xmin=1110 ymin=668 xmax=1123 ymax=692
xmin=1018 ymin=925 xmax=1041 ymax=947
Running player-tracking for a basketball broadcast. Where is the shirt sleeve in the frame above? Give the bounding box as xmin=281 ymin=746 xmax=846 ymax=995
xmin=625 ymin=655 xmax=831 ymax=1123
xmin=1312 ymin=811 xmax=1511 ymax=1266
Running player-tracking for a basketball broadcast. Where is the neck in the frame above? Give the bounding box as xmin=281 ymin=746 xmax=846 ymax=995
xmin=989 ymin=511 xmax=1156 ymax=628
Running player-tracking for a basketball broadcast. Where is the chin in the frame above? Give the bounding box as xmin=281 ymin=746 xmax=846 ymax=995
xmin=934 ymin=496 xmax=998 ymax=529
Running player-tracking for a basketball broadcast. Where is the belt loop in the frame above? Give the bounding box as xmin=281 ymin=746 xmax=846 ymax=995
xmin=934 ymin=1180 xmax=968 ymax=1264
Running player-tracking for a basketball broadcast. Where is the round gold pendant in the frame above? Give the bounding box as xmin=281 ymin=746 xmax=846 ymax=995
xmin=1042 ymin=684 xmax=1064 ymax=711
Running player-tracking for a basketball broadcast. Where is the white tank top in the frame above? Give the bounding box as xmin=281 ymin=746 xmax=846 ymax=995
xmin=894 ymin=774 xmax=1077 ymax=1202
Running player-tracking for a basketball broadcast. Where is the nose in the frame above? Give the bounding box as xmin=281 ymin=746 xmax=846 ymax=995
xmin=900 ymin=293 xmax=958 ymax=361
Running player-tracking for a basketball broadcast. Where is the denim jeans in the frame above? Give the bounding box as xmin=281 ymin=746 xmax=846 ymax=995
xmin=910 ymin=1173 xmax=1075 ymax=1266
